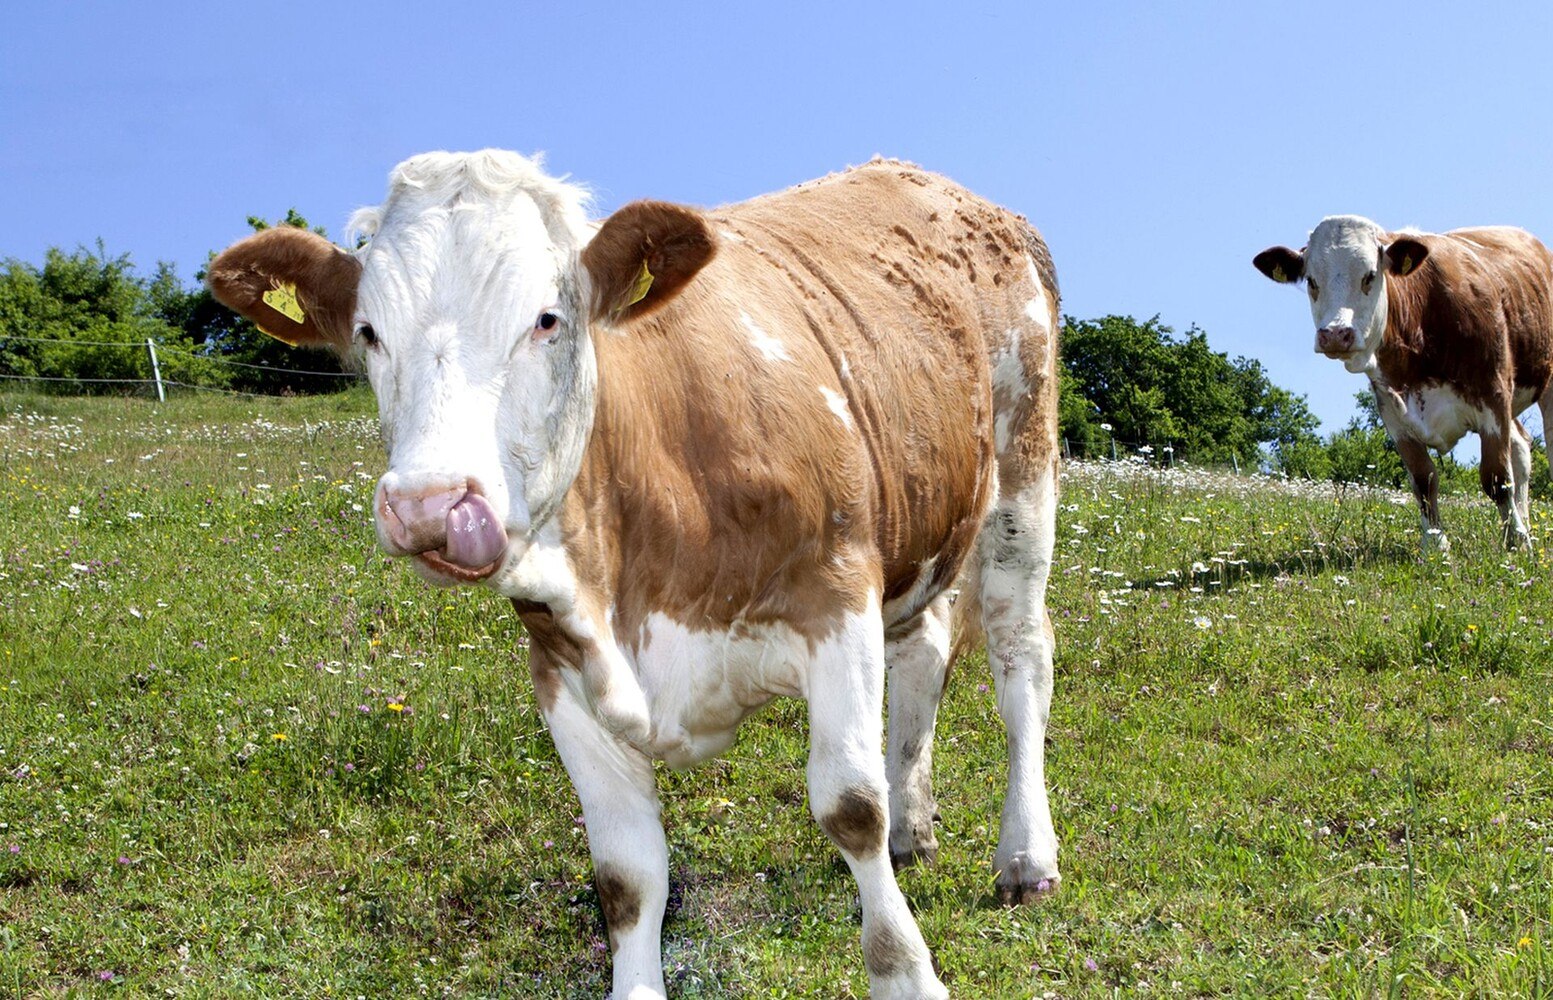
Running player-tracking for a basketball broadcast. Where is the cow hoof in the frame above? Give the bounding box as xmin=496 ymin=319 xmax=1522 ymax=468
xmin=890 ymin=841 xmax=939 ymax=871
xmin=995 ymin=854 xmax=1060 ymax=905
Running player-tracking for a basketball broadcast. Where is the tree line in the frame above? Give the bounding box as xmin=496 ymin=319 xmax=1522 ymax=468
xmin=0 ymin=215 xmax=1506 ymax=489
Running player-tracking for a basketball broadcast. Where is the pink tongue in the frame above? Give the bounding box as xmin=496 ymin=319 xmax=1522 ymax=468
xmin=442 ymin=493 xmax=508 ymax=568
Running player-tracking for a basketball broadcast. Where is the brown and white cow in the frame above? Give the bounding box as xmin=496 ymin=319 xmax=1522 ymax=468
xmin=208 ymin=151 xmax=1062 ymax=999
xmin=1255 ymin=216 xmax=1553 ymax=551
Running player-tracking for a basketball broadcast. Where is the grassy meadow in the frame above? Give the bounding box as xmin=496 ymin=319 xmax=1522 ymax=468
xmin=0 ymin=389 xmax=1550 ymax=998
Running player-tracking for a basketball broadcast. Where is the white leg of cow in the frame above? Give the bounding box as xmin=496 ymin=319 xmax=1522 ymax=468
xmin=1511 ymin=419 xmax=1533 ymax=543
xmin=884 ymin=595 xmax=951 ymax=869
xmin=980 ymin=466 xmax=1060 ymax=903
xmin=542 ymin=675 xmax=668 ymax=1000
xmin=808 ymin=593 xmax=947 ymax=1000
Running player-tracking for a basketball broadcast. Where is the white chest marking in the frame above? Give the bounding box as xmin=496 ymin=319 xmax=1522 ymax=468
xmin=1389 ymin=384 xmax=1486 ymax=450
xmin=627 ymin=613 xmax=810 ymax=768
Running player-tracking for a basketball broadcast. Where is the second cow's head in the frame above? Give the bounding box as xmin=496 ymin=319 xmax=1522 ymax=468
xmin=208 ymin=150 xmax=716 ymax=588
xmin=1253 ymin=215 xmax=1428 ymax=373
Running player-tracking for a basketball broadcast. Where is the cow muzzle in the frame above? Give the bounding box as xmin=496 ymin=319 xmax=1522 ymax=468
xmin=375 ymin=479 xmax=510 ymax=582
xmin=1315 ymin=324 xmax=1356 ymax=357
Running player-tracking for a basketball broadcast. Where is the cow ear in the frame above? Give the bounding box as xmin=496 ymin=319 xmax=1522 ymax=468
xmin=581 ymin=200 xmax=716 ymax=325
xmin=207 ymin=227 xmax=362 ymax=352
xmin=1385 ymin=237 xmax=1429 ymax=277
xmin=1253 ymin=246 xmax=1305 ymax=284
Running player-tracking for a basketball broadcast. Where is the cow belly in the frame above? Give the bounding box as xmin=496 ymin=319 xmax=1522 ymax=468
xmin=627 ymin=613 xmax=810 ymax=769
xmin=1395 ymin=385 xmax=1486 ymax=450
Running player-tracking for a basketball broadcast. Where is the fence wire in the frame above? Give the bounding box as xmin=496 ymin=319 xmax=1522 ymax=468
xmin=0 ymin=334 xmax=364 ymax=394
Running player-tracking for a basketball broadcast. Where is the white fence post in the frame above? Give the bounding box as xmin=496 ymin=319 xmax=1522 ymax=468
xmin=145 ymin=339 xmax=165 ymax=403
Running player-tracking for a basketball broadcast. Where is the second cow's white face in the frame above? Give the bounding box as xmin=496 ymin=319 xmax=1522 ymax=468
xmin=1253 ymin=215 xmax=1429 ymax=375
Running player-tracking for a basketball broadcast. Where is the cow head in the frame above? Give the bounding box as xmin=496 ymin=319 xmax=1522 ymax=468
xmin=208 ymin=150 xmax=715 ymax=591
xmin=1253 ymin=216 xmax=1428 ymax=374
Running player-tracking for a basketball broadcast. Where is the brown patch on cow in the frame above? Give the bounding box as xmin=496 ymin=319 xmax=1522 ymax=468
xmin=594 ymin=864 xmax=642 ymax=939
xmin=582 ymin=200 xmax=717 ymax=324
xmin=863 ymin=921 xmax=916 ymax=978
xmin=819 ymin=786 xmax=886 ymax=857
xmin=1376 ymin=226 xmax=1553 ymax=416
xmin=513 ymin=599 xmax=580 ymax=713
xmin=207 ymin=227 xmax=361 ymax=351
xmin=527 ymin=648 xmax=562 ymax=713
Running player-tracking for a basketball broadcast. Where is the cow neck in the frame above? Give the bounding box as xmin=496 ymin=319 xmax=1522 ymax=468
xmin=1375 ymin=263 xmax=1430 ymax=384
xmin=548 ymin=323 xmax=662 ymax=636
xmin=520 ymin=319 xmax=599 ymax=545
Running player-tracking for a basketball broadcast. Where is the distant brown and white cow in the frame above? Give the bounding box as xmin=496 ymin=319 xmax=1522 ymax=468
xmin=208 ymin=151 xmax=1062 ymax=999
xmin=1255 ymin=216 xmax=1553 ymax=551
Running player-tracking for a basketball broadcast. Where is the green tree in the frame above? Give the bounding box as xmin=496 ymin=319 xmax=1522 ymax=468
xmin=1059 ymin=314 xmax=1321 ymax=466
xmin=0 ymin=242 xmax=228 ymax=392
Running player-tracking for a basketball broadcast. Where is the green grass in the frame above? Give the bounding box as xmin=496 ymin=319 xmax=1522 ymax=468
xmin=1 ymin=389 xmax=1550 ymax=997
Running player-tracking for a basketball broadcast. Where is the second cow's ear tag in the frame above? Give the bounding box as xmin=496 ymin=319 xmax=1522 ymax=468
xmin=627 ymin=260 xmax=654 ymax=306
xmin=263 ymin=282 xmax=307 ymax=324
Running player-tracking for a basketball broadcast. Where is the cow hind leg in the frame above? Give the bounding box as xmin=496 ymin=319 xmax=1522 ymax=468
xmin=885 ymin=595 xmax=951 ymax=869
xmin=808 ymin=591 xmax=947 ymax=1000
xmin=1511 ymin=418 xmax=1533 ymax=544
xmin=979 ymin=461 xmax=1060 ymax=904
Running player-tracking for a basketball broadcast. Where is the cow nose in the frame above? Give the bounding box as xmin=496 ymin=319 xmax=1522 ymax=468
xmin=375 ymin=480 xmax=510 ymax=571
xmin=377 ymin=484 xmax=466 ymax=555
xmin=1316 ymin=325 xmax=1355 ymax=354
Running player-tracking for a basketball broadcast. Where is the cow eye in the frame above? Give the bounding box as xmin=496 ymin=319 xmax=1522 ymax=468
xmin=1307 ymin=279 xmax=1319 ymax=300
xmin=354 ymin=322 xmax=379 ymax=347
xmin=536 ymin=312 xmax=559 ymax=333
xmin=1361 ymin=270 xmax=1376 ymax=294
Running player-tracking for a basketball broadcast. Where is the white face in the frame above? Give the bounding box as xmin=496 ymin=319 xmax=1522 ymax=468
xmin=1300 ymin=216 xmax=1390 ymax=373
xmin=351 ymin=160 xmax=595 ymax=586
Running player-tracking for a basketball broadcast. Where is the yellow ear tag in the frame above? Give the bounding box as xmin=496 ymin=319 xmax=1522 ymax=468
xmin=255 ymin=323 xmax=302 ymax=346
xmin=262 ymin=282 xmax=307 ymax=324
xmin=626 ymin=260 xmax=654 ymax=306
xmin=1271 ymin=265 xmax=1287 ymax=282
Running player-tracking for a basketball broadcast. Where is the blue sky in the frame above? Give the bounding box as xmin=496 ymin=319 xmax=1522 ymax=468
xmin=4 ymin=1 xmax=1552 ymax=435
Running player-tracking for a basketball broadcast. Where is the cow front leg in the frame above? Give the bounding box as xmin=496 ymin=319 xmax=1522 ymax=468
xmin=536 ymin=657 xmax=668 ymax=1000
xmin=808 ymin=592 xmax=947 ymax=1000
xmin=1394 ymin=435 xmax=1449 ymax=553
xmin=885 ymin=595 xmax=951 ymax=869
xmin=1481 ymin=419 xmax=1531 ymax=550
